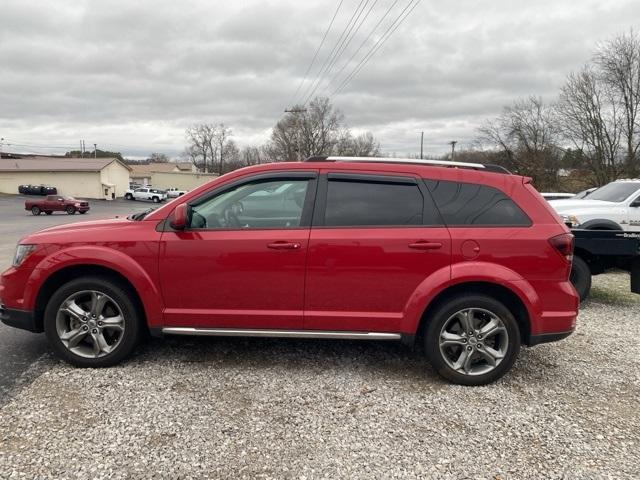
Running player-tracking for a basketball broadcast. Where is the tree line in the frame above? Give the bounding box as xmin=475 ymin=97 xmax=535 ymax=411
xmin=182 ymin=97 xmax=380 ymax=175
xmin=473 ymin=30 xmax=640 ymax=191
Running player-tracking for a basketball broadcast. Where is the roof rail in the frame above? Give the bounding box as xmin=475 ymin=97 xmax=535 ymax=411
xmin=305 ymin=156 xmax=511 ymax=174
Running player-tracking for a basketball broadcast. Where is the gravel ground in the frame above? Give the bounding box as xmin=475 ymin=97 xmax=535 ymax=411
xmin=0 ymin=273 xmax=639 ymax=479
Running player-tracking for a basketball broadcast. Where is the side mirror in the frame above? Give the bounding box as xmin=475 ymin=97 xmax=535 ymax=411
xmin=170 ymin=204 xmax=188 ymax=230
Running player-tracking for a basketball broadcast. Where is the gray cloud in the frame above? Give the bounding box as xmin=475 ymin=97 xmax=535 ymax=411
xmin=1 ymin=0 xmax=639 ymax=158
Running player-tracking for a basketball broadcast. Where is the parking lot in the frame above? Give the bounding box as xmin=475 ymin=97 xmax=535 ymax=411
xmin=0 ymin=194 xmax=638 ymax=479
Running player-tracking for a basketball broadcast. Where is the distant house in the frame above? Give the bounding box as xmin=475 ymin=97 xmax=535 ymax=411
xmin=0 ymin=155 xmax=131 ymax=199
xmin=129 ymin=162 xmax=195 ymax=186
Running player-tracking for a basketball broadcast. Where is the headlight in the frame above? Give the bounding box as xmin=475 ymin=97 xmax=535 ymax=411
xmin=561 ymin=215 xmax=580 ymax=227
xmin=12 ymin=244 xmax=36 ymax=267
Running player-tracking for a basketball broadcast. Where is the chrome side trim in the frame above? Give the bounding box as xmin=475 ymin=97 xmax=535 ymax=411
xmin=161 ymin=327 xmax=402 ymax=341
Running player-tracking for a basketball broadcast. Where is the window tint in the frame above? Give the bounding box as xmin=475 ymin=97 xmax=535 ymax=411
xmin=425 ymin=180 xmax=530 ymax=226
xmin=324 ymin=179 xmax=423 ymax=226
xmin=190 ymin=178 xmax=311 ymax=229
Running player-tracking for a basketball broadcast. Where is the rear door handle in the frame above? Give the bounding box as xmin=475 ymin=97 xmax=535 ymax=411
xmin=267 ymin=241 xmax=301 ymax=250
xmin=408 ymin=241 xmax=443 ymax=250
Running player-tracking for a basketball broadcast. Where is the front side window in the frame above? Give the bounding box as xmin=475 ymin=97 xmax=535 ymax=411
xmin=190 ymin=178 xmax=311 ymax=229
xmin=323 ymin=179 xmax=423 ymax=227
xmin=425 ymin=179 xmax=531 ymax=227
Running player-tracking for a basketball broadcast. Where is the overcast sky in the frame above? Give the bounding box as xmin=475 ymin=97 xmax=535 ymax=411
xmin=1 ymin=0 xmax=639 ymax=159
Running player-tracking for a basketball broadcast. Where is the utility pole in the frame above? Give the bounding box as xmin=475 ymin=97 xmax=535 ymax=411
xmin=93 ymin=143 xmax=97 ymax=159
xmin=420 ymin=132 xmax=424 ymax=159
xmin=449 ymin=141 xmax=457 ymax=161
xmin=0 ymin=137 xmax=4 ymax=159
xmin=284 ymin=108 xmax=307 ymax=161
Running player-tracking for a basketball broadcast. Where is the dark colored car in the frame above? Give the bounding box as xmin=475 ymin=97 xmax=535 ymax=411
xmin=24 ymin=195 xmax=90 ymax=215
xmin=1 ymin=157 xmax=578 ymax=385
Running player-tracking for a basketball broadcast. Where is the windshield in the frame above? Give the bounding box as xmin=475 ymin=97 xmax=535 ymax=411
xmin=587 ymin=182 xmax=640 ymax=203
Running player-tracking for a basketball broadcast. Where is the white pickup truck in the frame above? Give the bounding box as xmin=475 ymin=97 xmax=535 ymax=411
xmin=166 ymin=187 xmax=187 ymax=198
xmin=549 ymin=179 xmax=640 ymax=231
xmin=124 ymin=187 xmax=168 ymax=203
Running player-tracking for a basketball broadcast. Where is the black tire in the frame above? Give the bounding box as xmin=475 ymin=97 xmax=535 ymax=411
xmin=152 ymin=196 xmax=159 ymax=203
xmin=43 ymin=276 xmax=141 ymax=367
xmin=31 ymin=206 xmax=41 ymax=215
xmin=66 ymin=206 xmax=76 ymax=215
xmin=570 ymin=256 xmax=592 ymax=302
xmin=79 ymin=210 xmax=87 ymax=214
xmin=45 ymin=211 xmax=53 ymax=215
xmin=424 ymin=294 xmax=521 ymax=386
xmin=125 ymin=193 xmax=133 ymax=200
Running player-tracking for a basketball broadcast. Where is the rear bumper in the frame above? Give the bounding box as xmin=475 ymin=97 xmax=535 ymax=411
xmin=0 ymin=304 xmax=39 ymax=333
xmin=527 ymin=330 xmax=573 ymax=346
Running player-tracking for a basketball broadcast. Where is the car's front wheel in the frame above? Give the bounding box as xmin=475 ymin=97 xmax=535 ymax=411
xmin=31 ymin=206 xmax=41 ymax=215
xmin=424 ymin=294 xmax=521 ymax=386
xmin=125 ymin=193 xmax=133 ymax=200
xmin=44 ymin=277 xmax=141 ymax=367
xmin=66 ymin=206 xmax=76 ymax=215
xmin=152 ymin=196 xmax=159 ymax=203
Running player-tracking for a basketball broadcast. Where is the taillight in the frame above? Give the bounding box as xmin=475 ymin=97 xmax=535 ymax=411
xmin=549 ymin=233 xmax=574 ymax=263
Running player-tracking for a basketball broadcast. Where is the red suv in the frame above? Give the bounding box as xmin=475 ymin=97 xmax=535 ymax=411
xmin=0 ymin=157 xmax=578 ymax=385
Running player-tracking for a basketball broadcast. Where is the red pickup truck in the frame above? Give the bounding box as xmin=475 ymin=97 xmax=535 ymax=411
xmin=25 ymin=195 xmax=90 ymax=215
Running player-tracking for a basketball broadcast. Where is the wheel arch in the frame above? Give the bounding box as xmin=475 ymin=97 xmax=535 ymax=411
xmin=580 ymin=219 xmax=623 ymax=231
xmin=32 ymin=264 xmax=148 ymax=333
xmin=415 ymin=282 xmax=532 ymax=346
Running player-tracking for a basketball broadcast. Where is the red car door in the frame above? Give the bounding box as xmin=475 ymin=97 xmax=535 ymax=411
xmin=304 ymin=172 xmax=451 ymax=333
xmin=159 ymin=172 xmax=317 ymax=330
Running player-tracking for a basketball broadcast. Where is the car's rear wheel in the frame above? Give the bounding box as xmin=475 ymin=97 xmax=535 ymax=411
xmin=45 ymin=211 xmax=52 ymax=215
xmin=79 ymin=210 xmax=87 ymax=214
xmin=44 ymin=277 xmax=141 ymax=367
xmin=66 ymin=206 xmax=76 ymax=215
xmin=31 ymin=206 xmax=41 ymax=215
xmin=425 ymin=294 xmax=521 ymax=386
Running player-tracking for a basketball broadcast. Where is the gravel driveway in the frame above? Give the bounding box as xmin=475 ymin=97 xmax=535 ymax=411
xmin=0 ymin=273 xmax=638 ymax=479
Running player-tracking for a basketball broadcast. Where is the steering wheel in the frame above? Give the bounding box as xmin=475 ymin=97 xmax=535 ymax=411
xmin=223 ymin=202 xmax=244 ymax=228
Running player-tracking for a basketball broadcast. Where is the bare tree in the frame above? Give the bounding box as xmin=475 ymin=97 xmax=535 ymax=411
xmin=185 ymin=124 xmax=218 ymax=173
xmin=214 ymin=123 xmax=233 ymax=175
xmin=478 ymin=96 xmax=560 ymax=188
xmin=555 ymin=67 xmax=623 ymax=185
xmin=335 ymin=131 xmax=381 ymax=156
xmin=594 ymin=30 xmax=640 ymax=175
xmin=270 ymin=97 xmax=345 ymax=160
xmin=148 ymin=152 xmax=170 ymax=163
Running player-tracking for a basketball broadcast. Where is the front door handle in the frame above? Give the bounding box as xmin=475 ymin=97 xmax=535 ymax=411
xmin=267 ymin=241 xmax=301 ymax=250
xmin=408 ymin=241 xmax=443 ymax=250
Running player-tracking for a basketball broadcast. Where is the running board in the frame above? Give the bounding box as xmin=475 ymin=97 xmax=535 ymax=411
xmin=161 ymin=327 xmax=402 ymax=341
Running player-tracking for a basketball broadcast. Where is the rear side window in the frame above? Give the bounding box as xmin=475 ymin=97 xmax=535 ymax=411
xmin=425 ymin=180 xmax=531 ymax=227
xmin=324 ymin=179 xmax=423 ymax=226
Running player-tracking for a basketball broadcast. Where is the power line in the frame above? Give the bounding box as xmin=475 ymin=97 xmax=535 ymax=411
xmin=324 ymin=0 xmax=400 ymax=94
xmin=299 ymin=0 xmax=367 ymax=106
xmin=332 ymin=0 xmax=421 ymax=97
xmin=318 ymin=0 xmax=379 ymax=97
xmin=291 ymin=0 xmax=345 ymax=106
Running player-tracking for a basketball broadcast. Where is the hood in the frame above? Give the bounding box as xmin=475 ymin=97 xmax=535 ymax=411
xmin=548 ymin=199 xmax=616 ymax=213
xmin=23 ymin=217 xmax=134 ymax=243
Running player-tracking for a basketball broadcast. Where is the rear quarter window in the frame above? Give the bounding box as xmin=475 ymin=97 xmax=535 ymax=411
xmin=424 ymin=179 xmax=531 ymax=227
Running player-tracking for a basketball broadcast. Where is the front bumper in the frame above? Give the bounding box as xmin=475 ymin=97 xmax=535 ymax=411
xmin=0 ymin=304 xmax=39 ymax=333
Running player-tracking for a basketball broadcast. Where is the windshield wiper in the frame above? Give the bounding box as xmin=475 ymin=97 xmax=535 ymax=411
xmin=128 ymin=208 xmax=155 ymax=221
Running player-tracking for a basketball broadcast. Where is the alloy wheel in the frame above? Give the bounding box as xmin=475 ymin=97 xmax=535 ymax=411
xmin=438 ymin=308 xmax=509 ymax=376
xmin=55 ymin=290 xmax=125 ymax=358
